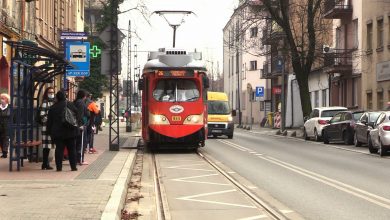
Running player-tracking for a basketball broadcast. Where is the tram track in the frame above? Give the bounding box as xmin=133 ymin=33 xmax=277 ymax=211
xmin=150 ymin=149 xmax=288 ymax=220
xmin=197 ymin=151 xmax=287 ymax=220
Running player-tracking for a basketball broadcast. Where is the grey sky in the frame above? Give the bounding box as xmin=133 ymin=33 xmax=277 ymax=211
xmin=118 ymin=0 xmax=238 ymax=77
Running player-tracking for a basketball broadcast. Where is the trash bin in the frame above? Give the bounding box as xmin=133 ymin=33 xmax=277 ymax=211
xmin=267 ymin=112 xmax=274 ymax=128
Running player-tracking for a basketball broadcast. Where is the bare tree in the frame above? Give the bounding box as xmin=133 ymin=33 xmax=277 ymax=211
xmin=257 ymin=0 xmax=335 ymax=117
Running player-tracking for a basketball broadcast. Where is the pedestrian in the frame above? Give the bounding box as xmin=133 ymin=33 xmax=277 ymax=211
xmin=94 ymin=111 xmax=103 ymax=134
xmin=86 ymin=96 xmax=100 ymax=153
xmin=73 ymin=89 xmax=89 ymax=165
xmin=0 ymin=93 xmax=10 ymax=158
xmin=39 ymin=87 xmax=55 ymax=170
xmin=47 ymin=90 xmax=78 ymax=171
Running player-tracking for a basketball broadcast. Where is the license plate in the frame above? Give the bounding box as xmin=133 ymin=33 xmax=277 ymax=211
xmin=172 ymin=116 xmax=181 ymax=121
xmin=212 ymin=130 xmax=222 ymax=133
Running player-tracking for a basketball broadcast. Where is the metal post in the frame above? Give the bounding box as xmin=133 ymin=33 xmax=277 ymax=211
xmin=109 ymin=0 xmax=120 ymax=151
xmin=281 ymin=56 xmax=286 ymax=132
xmin=172 ymin=25 xmax=177 ymax=48
xmin=126 ymin=20 xmax=132 ymax=132
xmin=250 ymin=94 xmax=253 ymax=130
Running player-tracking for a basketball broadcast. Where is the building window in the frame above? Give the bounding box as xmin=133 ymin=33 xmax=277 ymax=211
xmin=367 ymin=93 xmax=373 ymax=110
xmin=260 ymin=101 xmax=264 ymax=111
xmin=322 ymin=89 xmax=327 ymax=107
xmin=377 ymin=19 xmax=384 ymax=49
xmin=314 ymin=90 xmax=319 ymax=108
xmin=377 ymin=91 xmax=383 ymax=110
xmin=367 ymin=23 xmax=373 ymax=51
xmin=250 ymin=27 xmax=258 ymax=38
xmin=353 ymin=19 xmax=359 ymax=49
xmin=352 ymin=78 xmax=358 ymax=107
xmin=250 ymin=61 xmax=257 ymax=70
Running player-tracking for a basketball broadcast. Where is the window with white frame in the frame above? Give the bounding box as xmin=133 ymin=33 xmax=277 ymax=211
xmin=322 ymin=89 xmax=327 ymax=107
xmin=367 ymin=23 xmax=373 ymax=50
xmin=250 ymin=61 xmax=257 ymax=70
xmin=377 ymin=19 xmax=384 ymax=49
xmin=353 ymin=19 xmax=358 ymax=49
xmin=250 ymin=27 xmax=258 ymax=38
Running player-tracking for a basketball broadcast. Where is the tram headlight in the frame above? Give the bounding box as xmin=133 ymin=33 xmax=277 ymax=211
xmin=183 ymin=114 xmax=203 ymax=125
xmin=149 ymin=113 xmax=170 ymax=125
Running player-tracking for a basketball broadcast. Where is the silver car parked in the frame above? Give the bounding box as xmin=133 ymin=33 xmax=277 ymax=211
xmin=368 ymin=111 xmax=390 ymax=156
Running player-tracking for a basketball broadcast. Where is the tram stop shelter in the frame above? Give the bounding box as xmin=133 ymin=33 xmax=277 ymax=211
xmin=5 ymin=41 xmax=72 ymax=171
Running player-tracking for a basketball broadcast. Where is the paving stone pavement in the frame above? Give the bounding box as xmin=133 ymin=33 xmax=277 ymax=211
xmin=0 ymin=125 xmax=140 ymax=220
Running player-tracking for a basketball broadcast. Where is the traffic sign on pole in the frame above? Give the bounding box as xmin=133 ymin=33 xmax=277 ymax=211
xmin=255 ymin=86 xmax=264 ymax=97
xmin=276 ymin=56 xmax=283 ymax=72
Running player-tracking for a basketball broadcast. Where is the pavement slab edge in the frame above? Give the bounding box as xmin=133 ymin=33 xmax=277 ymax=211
xmin=101 ymin=137 xmax=139 ymax=220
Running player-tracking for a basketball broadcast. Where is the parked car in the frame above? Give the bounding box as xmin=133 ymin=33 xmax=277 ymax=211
xmin=322 ymin=111 xmax=364 ymax=145
xmin=303 ymin=106 xmax=347 ymax=141
xmin=354 ymin=111 xmax=381 ymax=147
xmin=368 ymin=111 xmax=390 ymax=156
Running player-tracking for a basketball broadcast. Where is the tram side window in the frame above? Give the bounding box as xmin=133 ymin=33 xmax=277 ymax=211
xmin=153 ymin=79 xmax=200 ymax=102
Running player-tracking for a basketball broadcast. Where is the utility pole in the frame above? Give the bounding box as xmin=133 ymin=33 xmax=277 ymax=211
xmin=109 ymin=0 xmax=120 ymax=151
xmin=126 ymin=20 xmax=132 ymax=132
xmin=133 ymin=44 xmax=138 ymax=107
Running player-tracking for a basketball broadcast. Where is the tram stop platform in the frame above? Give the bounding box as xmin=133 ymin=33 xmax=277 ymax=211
xmin=0 ymin=125 xmax=140 ymax=220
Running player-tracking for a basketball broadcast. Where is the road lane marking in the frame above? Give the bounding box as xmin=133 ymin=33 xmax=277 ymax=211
xmin=255 ymin=154 xmax=263 ymax=156
xmin=172 ymin=174 xmax=231 ymax=186
xmin=166 ymin=163 xmax=206 ymax=168
xmin=177 ymin=189 xmax=256 ymax=208
xmin=220 ymin=140 xmax=390 ymax=210
xmin=238 ymin=210 xmax=293 ymax=220
xmin=218 ymin=139 xmax=251 ymax=151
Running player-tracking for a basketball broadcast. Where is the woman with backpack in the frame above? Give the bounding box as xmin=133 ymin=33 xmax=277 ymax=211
xmin=47 ymin=90 xmax=79 ymax=171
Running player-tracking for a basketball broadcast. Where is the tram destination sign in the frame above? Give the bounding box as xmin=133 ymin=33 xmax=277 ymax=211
xmin=156 ymin=70 xmax=194 ymax=77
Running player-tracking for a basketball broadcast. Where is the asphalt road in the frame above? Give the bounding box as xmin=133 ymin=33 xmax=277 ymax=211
xmin=203 ymin=130 xmax=390 ymax=220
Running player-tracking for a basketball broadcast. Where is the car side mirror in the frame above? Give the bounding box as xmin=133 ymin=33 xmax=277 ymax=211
xmin=303 ymin=116 xmax=309 ymax=122
xmin=368 ymin=122 xmax=375 ymax=128
xmin=203 ymin=76 xmax=210 ymax=89
xmin=361 ymin=119 xmax=367 ymax=125
xmin=232 ymin=110 xmax=237 ymax=117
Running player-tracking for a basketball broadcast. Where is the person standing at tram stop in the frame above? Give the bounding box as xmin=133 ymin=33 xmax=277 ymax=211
xmin=47 ymin=90 xmax=78 ymax=171
xmin=87 ymin=95 xmax=100 ymax=154
xmin=39 ymin=87 xmax=56 ymax=169
xmin=73 ymin=89 xmax=89 ymax=165
xmin=0 ymin=93 xmax=10 ymax=158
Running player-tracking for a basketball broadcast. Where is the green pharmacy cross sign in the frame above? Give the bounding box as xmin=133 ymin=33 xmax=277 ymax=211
xmin=89 ymin=45 xmax=101 ymax=58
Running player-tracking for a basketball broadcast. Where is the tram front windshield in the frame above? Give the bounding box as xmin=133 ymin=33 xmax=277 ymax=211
xmin=153 ymin=79 xmax=200 ymax=102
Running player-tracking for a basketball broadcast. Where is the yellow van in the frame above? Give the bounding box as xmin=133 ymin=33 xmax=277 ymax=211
xmin=207 ymin=92 xmax=235 ymax=139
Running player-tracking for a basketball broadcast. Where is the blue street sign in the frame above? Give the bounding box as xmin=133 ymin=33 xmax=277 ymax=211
xmin=60 ymin=32 xmax=88 ymax=40
xmin=276 ymin=56 xmax=283 ymax=72
xmin=65 ymin=41 xmax=90 ymax=77
xmin=256 ymin=86 xmax=264 ymax=97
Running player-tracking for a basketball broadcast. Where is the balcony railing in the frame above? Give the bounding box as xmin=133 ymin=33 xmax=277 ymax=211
xmin=323 ymin=0 xmax=353 ymax=19
xmin=323 ymin=49 xmax=353 ymax=74
xmin=261 ymin=57 xmax=283 ymax=79
xmin=261 ymin=22 xmax=285 ymax=45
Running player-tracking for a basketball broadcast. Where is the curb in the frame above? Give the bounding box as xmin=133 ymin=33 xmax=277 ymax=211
xmin=101 ymin=137 xmax=139 ymax=220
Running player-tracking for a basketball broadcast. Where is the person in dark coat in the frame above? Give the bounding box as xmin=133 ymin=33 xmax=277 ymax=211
xmin=73 ymin=89 xmax=89 ymax=165
xmin=47 ymin=90 xmax=78 ymax=171
xmin=0 ymin=93 xmax=10 ymax=158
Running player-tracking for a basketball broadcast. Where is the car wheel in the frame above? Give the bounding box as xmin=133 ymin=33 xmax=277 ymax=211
xmin=379 ymin=139 xmax=387 ymax=157
xmin=323 ymin=131 xmax=329 ymax=144
xmin=314 ymin=129 xmax=321 ymax=142
xmin=227 ymin=134 xmax=233 ymax=139
xmin=343 ymin=131 xmax=353 ymax=145
xmin=303 ymin=128 xmax=309 ymax=140
xmin=354 ymin=133 xmax=361 ymax=147
xmin=368 ymin=136 xmax=378 ymax=154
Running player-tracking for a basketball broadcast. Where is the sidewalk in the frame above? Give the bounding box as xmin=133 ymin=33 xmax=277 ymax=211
xmin=236 ymin=123 xmax=304 ymax=138
xmin=0 ymin=125 xmax=140 ymax=220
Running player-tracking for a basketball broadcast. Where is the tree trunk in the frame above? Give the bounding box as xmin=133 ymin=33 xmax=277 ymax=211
xmin=295 ymin=70 xmax=312 ymax=117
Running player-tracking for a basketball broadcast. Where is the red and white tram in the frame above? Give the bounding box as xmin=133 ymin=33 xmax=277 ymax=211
xmin=138 ymin=49 xmax=209 ymax=149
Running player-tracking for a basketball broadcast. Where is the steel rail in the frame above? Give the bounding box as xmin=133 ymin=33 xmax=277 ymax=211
xmin=152 ymin=154 xmax=167 ymax=220
xmin=197 ymin=151 xmax=288 ymax=220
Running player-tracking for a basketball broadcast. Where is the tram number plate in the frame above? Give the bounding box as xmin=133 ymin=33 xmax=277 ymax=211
xmin=172 ymin=116 xmax=181 ymax=121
